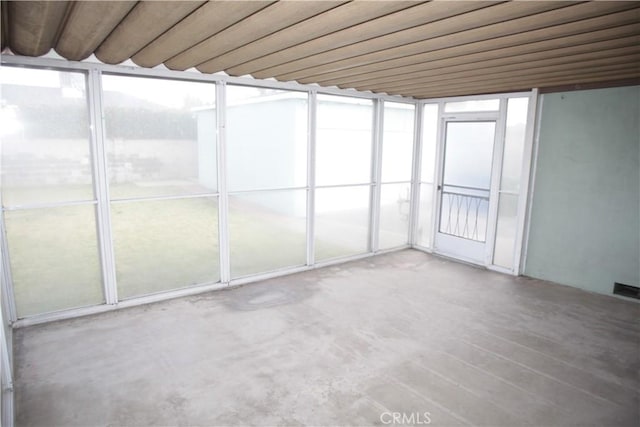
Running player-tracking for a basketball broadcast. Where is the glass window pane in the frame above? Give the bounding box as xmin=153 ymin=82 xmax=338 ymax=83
xmin=443 ymin=121 xmax=495 ymax=190
xmin=493 ymin=193 xmax=519 ymax=269
xmin=382 ymin=102 xmax=415 ymax=182
xmin=417 ymin=183 xmax=434 ymax=248
xmin=316 ymin=95 xmax=373 ymax=186
xmin=112 ymin=197 xmax=219 ymax=299
xmin=102 ymin=75 xmax=217 ymax=199
xmin=315 ymin=186 xmax=370 ymax=261
xmin=444 ymin=99 xmax=499 ymax=112
xmin=1 ymin=67 xmax=94 ymax=206
xmin=227 ymin=86 xmax=307 ymax=191
xmin=379 ymin=183 xmax=411 ymax=249
xmin=5 ymin=205 xmax=104 ymax=317
xmin=229 ymin=190 xmax=306 ymax=278
xmin=501 ymin=97 xmax=529 ymax=192
xmin=421 ymin=104 xmax=439 ymax=183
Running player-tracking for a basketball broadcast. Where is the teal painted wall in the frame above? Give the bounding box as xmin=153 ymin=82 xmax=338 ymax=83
xmin=525 ymin=86 xmax=640 ymax=295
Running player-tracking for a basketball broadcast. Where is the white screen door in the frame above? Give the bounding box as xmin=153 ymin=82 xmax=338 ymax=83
xmin=434 ymin=121 xmax=496 ymax=264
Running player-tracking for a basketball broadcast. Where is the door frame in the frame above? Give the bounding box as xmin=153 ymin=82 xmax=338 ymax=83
xmin=432 ymin=104 xmax=507 ymax=267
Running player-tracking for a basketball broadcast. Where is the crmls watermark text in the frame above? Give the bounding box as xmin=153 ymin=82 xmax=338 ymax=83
xmin=380 ymin=411 xmax=432 ymax=425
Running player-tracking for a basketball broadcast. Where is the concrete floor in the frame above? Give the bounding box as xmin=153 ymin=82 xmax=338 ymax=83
xmin=14 ymin=250 xmax=640 ymax=426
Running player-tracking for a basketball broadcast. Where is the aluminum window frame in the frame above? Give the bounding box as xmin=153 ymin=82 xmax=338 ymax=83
xmin=413 ymin=91 xmax=538 ymax=275
xmin=2 ymin=53 xmax=538 ymax=326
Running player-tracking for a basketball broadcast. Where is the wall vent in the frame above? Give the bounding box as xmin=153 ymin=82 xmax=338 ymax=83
xmin=613 ymin=283 xmax=640 ymax=300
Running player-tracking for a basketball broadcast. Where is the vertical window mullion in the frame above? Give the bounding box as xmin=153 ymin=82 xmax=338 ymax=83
xmin=370 ymin=99 xmax=384 ymax=252
xmin=486 ymin=98 xmax=509 ymax=266
xmin=409 ymin=103 xmax=423 ymax=246
xmin=306 ymin=91 xmax=317 ymax=266
xmin=88 ymin=68 xmax=118 ymax=305
xmin=0 ymin=212 xmax=17 ymax=323
xmin=216 ymin=82 xmax=231 ymax=284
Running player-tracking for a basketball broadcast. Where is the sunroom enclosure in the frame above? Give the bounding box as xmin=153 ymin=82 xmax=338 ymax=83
xmin=0 ymin=57 xmax=536 ymax=325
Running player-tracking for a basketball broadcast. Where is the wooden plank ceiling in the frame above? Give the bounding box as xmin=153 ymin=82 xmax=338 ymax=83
xmin=1 ymin=1 xmax=639 ymax=99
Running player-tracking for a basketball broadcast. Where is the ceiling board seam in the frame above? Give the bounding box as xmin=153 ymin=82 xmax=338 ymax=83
xmin=51 ymin=1 xmax=77 ymax=49
xmin=93 ymin=1 xmax=142 ymax=60
xmin=373 ymin=55 xmax=640 ymax=93
xmin=539 ymin=78 xmax=640 ymax=94
xmin=126 ymin=1 xmax=209 ymax=60
xmin=285 ymin=3 xmax=640 ymax=83
xmin=351 ymin=42 xmax=640 ymax=90
xmin=203 ymin=0 xmax=422 ymax=75
xmin=151 ymin=1 xmax=275 ymax=69
xmin=405 ymin=68 xmax=640 ymax=97
xmin=1 ymin=1 xmax=9 ymax=50
xmin=299 ymin=8 xmax=640 ymax=85
xmin=222 ymin=0 xmax=432 ymax=74
xmin=330 ymin=30 xmax=640 ymax=88
xmin=247 ymin=0 xmax=503 ymax=77
xmin=191 ymin=1 xmax=351 ymax=72
xmin=261 ymin=1 xmax=581 ymax=80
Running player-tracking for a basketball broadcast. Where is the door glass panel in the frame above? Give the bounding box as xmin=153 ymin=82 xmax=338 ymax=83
xmin=442 ymin=122 xmax=495 ymax=190
xmin=439 ymin=121 xmax=495 ymax=242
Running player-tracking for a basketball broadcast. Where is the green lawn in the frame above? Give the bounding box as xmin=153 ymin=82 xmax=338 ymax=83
xmin=4 ymin=188 xmax=363 ymax=317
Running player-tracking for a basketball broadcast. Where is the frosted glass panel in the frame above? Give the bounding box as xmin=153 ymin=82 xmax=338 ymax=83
xmin=5 ymin=205 xmax=104 ymax=317
xmin=501 ymin=97 xmax=529 ymax=192
xmin=227 ymin=86 xmax=307 ymax=191
xmin=493 ymin=193 xmax=519 ymax=269
xmin=445 ymin=99 xmax=499 ymax=112
xmin=379 ymin=183 xmax=411 ymax=249
xmin=316 ymin=95 xmax=373 ymax=186
xmin=417 ymin=183 xmax=434 ymax=248
xmin=229 ymin=190 xmax=307 ymax=277
xmin=315 ymin=186 xmax=370 ymax=261
xmin=112 ymin=197 xmax=219 ymax=299
xmin=0 ymin=67 xmax=94 ymax=206
xmin=102 ymin=75 xmax=217 ymax=199
xmin=443 ymin=121 xmax=495 ymax=190
xmin=421 ymin=104 xmax=439 ymax=183
xmin=382 ymin=102 xmax=415 ymax=182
